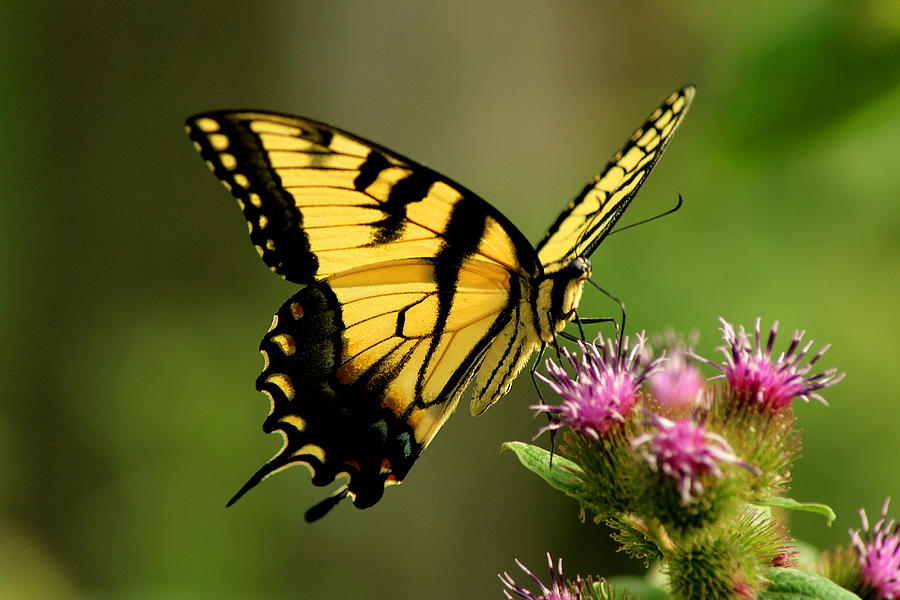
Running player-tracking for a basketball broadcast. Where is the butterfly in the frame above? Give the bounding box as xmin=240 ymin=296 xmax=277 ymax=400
xmin=186 ymin=85 xmax=694 ymax=521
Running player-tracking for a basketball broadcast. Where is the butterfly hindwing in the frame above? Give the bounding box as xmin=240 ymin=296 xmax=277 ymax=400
xmin=231 ymin=259 xmax=522 ymax=516
xmin=234 ymin=281 xmax=422 ymax=513
xmin=536 ymin=86 xmax=695 ymax=266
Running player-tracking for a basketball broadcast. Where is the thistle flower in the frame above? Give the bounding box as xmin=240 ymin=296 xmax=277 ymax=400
xmin=499 ymin=553 xmax=583 ymax=600
xmin=632 ymin=414 xmax=757 ymax=504
xmin=851 ymin=498 xmax=900 ymax=599
xmin=649 ymin=348 xmax=705 ymax=411
xmin=694 ymin=317 xmax=844 ymax=410
xmin=534 ymin=333 xmax=660 ymax=439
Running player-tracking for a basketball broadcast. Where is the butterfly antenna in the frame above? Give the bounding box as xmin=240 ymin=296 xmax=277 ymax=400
xmin=608 ymin=193 xmax=684 ymax=237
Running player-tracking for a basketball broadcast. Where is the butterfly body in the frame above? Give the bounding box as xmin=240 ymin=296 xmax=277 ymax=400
xmin=187 ymin=86 xmax=693 ymax=519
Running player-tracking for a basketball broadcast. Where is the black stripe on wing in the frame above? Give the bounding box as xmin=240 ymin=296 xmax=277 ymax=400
xmin=187 ymin=113 xmax=319 ymax=282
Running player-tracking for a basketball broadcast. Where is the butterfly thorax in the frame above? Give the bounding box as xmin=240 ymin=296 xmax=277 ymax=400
xmin=534 ymin=257 xmax=591 ymax=343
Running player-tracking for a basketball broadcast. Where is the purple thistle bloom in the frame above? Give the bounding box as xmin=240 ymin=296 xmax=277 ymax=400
xmin=649 ymin=348 xmax=705 ymax=411
xmin=694 ymin=317 xmax=844 ymax=410
xmin=632 ymin=414 xmax=758 ymax=504
xmin=499 ymin=553 xmax=583 ymax=600
xmin=851 ymin=498 xmax=900 ymax=599
xmin=534 ymin=333 xmax=660 ymax=439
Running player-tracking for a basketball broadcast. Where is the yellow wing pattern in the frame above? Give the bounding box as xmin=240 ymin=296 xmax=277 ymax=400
xmin=326 ymin=259 xmax=515 ymax=446
xmin=536 ymin=86 xmax=694 ymax=267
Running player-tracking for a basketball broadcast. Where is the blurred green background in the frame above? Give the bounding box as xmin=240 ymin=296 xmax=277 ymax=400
xmin=2 ymin=1 xmax=898 ymax=598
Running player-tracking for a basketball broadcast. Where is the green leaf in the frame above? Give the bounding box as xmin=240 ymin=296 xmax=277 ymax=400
xmin=756 ymin=497 xmax=837 ymax=525
xmin=758 ymin=568 xmax=861 ymax=600
xmin=501 ymin=441 xmax=585 ymax=496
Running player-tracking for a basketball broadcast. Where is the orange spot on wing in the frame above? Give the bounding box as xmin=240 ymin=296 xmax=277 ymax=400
xmin=290 ymin=302 xmax=304 ymax=319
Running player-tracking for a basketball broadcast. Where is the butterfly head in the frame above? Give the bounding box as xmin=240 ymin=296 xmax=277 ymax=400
xmin=559 ymin=257 xmax=591 ymax=280
xmin=536 ymin=258 xmax=591 ymax=342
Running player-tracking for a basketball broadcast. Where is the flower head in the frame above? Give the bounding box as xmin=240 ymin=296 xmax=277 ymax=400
xmin=851 ymin=498 xmax=900 ymax=599
xmin=534 ymin=333 xmax=660 ymax=439
xmin=499 ymin=553 xmax=583 ymax=600
xmin=632 ymin=414 xmax=757 ymax=504
xmin=694 ymin=317 xmax=844 ymax=410
xmin=649 ymin=348 xmax=705 ymax=411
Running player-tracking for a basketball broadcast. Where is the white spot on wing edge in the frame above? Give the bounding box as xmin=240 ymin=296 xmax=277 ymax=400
xmin=260 ymin=386 xmax=274 ymax=410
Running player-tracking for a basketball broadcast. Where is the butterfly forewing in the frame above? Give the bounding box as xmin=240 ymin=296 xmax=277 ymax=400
xmin=535 ymin=86 xmax=694 ymax=267
xmin=186 ymin=112 xmax=538 ymax=283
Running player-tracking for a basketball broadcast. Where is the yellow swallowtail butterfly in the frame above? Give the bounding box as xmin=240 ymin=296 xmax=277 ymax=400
xmin=186 ymin=86 xmax=694 ymax=521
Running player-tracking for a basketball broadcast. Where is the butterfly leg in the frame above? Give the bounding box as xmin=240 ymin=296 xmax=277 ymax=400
xmin=584 ymin=278 xmax=627 ymax=356
xmin=530 ymin=342 xmax=548 ymax=405
xmin=530 ymin=341 xmax=565 ymax=466
xmin=559 ymin=311 xmax=617 ymax=345
xmin=557 ymin=330 xmax=581 ymax=343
